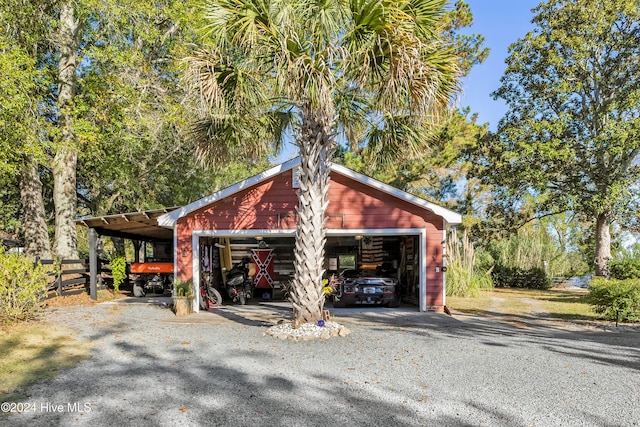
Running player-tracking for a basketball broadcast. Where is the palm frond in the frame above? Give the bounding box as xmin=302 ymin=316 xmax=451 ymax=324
xmin=362 ymin=113 xmax=437 ymax=166
xmin=202 ymin=0 xmax=275 ymax=50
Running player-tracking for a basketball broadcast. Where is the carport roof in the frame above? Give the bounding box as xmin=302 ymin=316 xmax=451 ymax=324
xmin=76 ymin=208 xmax=179 ymax=241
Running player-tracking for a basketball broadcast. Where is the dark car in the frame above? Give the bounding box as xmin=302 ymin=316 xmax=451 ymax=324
xmin=332 ymin=268 xmax=401 ymax=308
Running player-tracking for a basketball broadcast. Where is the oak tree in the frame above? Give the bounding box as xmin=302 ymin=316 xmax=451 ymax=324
xmin=474 ymin=0 xmax=640 ymax=277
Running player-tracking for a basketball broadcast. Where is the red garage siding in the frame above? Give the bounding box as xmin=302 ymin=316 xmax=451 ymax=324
xmin=171 ymin=162 xmax=456 ymax=311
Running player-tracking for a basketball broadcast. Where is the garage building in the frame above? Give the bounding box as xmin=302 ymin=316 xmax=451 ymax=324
xmin=157 ymin=157 xmax=461 ymax=313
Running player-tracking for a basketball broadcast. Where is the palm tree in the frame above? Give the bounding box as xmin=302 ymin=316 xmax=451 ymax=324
xmin=186 ymin=0 xmax=460 ymax=325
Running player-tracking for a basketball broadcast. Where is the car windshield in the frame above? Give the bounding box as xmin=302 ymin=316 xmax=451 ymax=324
xmin=342 ymin=269 xmax=377 ymax=278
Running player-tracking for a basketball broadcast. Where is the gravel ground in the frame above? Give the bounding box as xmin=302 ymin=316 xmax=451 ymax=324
xmin=3 ymin=299 xmax=640 ymax=427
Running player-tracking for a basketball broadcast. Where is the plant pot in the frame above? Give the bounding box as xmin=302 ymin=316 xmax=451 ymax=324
xmin=172 ymin=296 xmax=194 ymax=316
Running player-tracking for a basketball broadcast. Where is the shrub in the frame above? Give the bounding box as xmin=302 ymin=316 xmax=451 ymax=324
xmin=173 ymin=279 xmax=194 ymax=298
xmin=609 ymin=257 xmax=640 ymax=280
xmin=492 ymin=265 xmax=551 ymax=289
xmin=109 ymin=254 xmax=127 ymax=295
xmin=0 ymin=248 xmax=49 ymax=323
xmin=587 ymin=277 xmax=640 ymax=322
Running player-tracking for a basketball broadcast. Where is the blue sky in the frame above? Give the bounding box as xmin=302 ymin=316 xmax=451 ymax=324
xmin=276 ymin=1 xmax=541 ymax=162
xmin=459 ymin=0 xmax=540 ymax=130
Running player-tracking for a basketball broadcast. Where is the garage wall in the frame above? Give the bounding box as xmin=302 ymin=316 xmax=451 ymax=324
xmin=327 ymin=173 xmax=446 ymax=309
xmin=175 ymin=167 xmax=447 ymax=309
xmin=175 ymin=172 xmax=298 ymax=281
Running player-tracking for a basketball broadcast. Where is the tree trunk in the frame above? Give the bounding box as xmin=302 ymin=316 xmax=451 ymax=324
xmin=594 ymin=211 xmax=612 ymax=278
xmin=290 ymin=110 xmax=334 ymax=325
xmin=52 ymin=1 xmax=80 ymax=260
xmin=19 ymin=157 xmax=52 ymax=259
xmin=111 ymin=237 xmax=126 ymax=255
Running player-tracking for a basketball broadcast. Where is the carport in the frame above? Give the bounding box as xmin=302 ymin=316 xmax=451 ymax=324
xmin=158 ymin=157 xmax=461 ymax=313
xmin=77 ymin=208 xmax=177 ymax=300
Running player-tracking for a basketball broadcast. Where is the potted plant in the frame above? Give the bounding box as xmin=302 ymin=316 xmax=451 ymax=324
xmin=172 ymin=279 xmax=195 ymax=316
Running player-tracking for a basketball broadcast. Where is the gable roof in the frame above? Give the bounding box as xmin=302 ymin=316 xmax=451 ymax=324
xmin=157 ymin=157 xmax=462 ymax=227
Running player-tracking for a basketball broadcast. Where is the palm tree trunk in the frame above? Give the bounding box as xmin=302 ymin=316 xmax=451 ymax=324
xmin=52 ymin=1 xmax=80 ymax=260
xmin=594 ymin=211 xmax=612 ymax=278
xmin=19 ymin=157 xmax=52 ymax=259
xmin=290 ymin=110 xmax=334 ymax=325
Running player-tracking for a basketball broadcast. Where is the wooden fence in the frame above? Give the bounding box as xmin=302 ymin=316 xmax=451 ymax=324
xmin=38 ymin=258 xmax=113 ymax=296
xmin=38 ymin=258 xmax=91 ymax=295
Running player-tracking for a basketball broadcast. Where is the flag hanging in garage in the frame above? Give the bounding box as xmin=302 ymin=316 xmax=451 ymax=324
xmin=251 ymin=248 xmax=275 ymax=289
xmin=361 ymin=236 xmax=384 ymax=263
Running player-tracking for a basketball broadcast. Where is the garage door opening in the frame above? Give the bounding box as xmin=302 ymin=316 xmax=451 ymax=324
xmin=325 ymin=235 xmax=421 ymax=306
xmin=195 ymin=233 xmax=421 ymax=309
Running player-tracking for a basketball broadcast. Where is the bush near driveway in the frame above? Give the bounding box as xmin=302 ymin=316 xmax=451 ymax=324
xmin=587 ymin=277 xmax=640 ymax=322
xmin=492 ymin=265 xmax=552 ymax=290
xmin=609 ymin=256 xmax=640 ymax=280
xmin=0 ymin=247 xmax=49 ymax=323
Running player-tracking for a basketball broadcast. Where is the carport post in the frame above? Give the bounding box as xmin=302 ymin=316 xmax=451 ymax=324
xmin=89 ymin=228 xmax=99 ymax=301
xmin=132 ymin=240 xmax=141 ymax=263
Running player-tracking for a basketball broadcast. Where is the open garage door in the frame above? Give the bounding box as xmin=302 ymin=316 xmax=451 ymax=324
xmin=325 ymin=234 xmax=422 ymax=307
xmin=197 ymin=235 xmax=296 ymax=304
xmin=192 ymin=229 xmax=426 ymax=312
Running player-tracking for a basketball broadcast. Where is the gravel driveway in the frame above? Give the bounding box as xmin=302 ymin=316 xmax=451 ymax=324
xmin=4 ymin=299 xmax=640 ymax=427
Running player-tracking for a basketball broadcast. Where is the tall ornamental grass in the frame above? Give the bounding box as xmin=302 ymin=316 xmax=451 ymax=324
xmin=446 ymin=229 xmax=493 ymax=297
xmin=488 ymin=224 xmax=587 ymax=288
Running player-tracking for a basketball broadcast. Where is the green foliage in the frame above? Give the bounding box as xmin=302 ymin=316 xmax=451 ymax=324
xmin=1 ymin=0 xmax=261 ymax=251
xmin=338 ymin=108 xmax=490 ymax=217
xmin=492 ymin=266 xmax=551 ymax=290
xmin=487 ymin=222 xmax=587 ymax=282
xmin=0 ymin=176 xmax=21 ymax=235
xmin=446 ymin=228 xmax=493 ymax=297
xmin=587 ymin=277 xmax=640 ymax=322
xmin=469 ymin=0 xmax=640 ymax=276
xmin=173 ymin=279 xmax=193 ymax=298
xmin=0 ymin=248 xmax=48 ymax=323
xmin=108 ymin=254 xmax=127 ymax=295
xmin=440 ymin=1 xmax=489 ymax=77
xmin=188 ymin=0 xmax=464 ymax=167
xmin=609 ymin=256 xmax=640 ymax=280
xmin=71 ymin=0 xmax=248 ymax=216
xmin=0 ymin=30 xmax=49 ymax=176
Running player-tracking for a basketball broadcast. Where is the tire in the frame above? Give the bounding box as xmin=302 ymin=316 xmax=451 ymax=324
xmin=199 ymin=293 xmax=208 ymax=310
xmin=388 ymin=295 xmax=401 ymax=308
xmin=207 ymin=288 xmax=223 ymax=308
xmin=239 ymin=294 xmax=246 ymax=305
xmin=332 ymin=297 xmax=346 ymax=308
xmin=133 ymin=284 xmax=145 ymax=298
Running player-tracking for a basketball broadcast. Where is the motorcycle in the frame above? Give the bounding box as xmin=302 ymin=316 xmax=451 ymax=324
xmin=199 ymin=273 xmax=223 ymax=311
xmin=225 ymin=257 xmax=252 ymax=305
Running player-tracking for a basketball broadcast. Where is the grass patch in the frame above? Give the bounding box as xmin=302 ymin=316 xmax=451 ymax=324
xmin=447 ymin=288 xmax=597 ymax=321
xmin=446 ymin=290 xmax=496 ymax=315
xmin=0 ymin=322 xmax=92 ymax=401
xmin=533 ymin=289 xmax=597 ymax=320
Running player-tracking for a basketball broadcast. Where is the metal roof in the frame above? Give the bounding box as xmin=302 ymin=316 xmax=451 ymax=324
xmin=76 ymin=208 xmax=179 ymax=241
